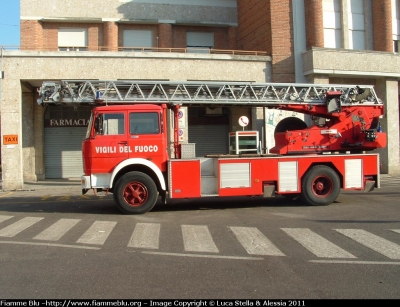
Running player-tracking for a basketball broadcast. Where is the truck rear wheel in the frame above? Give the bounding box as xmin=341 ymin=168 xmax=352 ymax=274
xmin=301 ymin=165 xmax=340 ymax=206
xmin=113 ymin=172 xmax=158 ymax=214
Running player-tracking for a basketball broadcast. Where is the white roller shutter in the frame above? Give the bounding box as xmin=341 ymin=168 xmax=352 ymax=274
xmin=58 ymin=28 xmax=87 ymax=51
xmin=123 ymin=30 xmax=153 ymax=47
xmin=44 ymin=127 xmax=87 ymax=178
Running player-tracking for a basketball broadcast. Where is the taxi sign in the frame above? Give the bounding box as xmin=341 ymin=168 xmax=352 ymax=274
xmin=3 ymin=134 xmax=18 ymax=145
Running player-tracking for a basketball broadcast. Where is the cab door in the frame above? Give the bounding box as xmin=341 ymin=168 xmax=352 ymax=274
xmin=90 ymin=111 xmax=128 ymax=173
xmin=127 ymin=109 xmax=168 ymax=172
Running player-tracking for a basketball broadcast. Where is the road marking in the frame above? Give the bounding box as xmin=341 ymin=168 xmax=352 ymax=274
xmin=0 ymin=217 xmax=44 ymax=237
xmin=76 ymin=221 xmax=117 ymax=245
xmin=128 ymin=223 xmax=160 ymax=249
xmin=0 ymin=192 xmax=14 ymax=198
xmin=142 ymin=251 xmax=264 ymax=261
xmin=230 ymin=226 xmax=285 ymax=256
xmin=310 ymin=260 xmax=400 ymax=265
xmin=182 ymin=225 xmax=219 ymax=253
xmin=282 ymin=228 xmax=356 ymax=258
xmin=335 ymin=229 xmax=400 ymax=260
xmin=56 ymin=196 xmax=71 ymax=201
xmin=0 ymin=240 xmax=100 ymax=250
xmin=33 ymin=218 xmax=81 ymax=241
xmin=391 ymin=229 xmax=400 ymax=235
xmin=0 ymin=215 xmax=13 ymax=223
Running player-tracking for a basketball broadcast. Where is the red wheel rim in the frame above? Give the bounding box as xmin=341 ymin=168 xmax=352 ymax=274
xmin=122 ymin=181 xmax=148 ymax=207
xmin=311 ymin=175 xmax=333 ymax=198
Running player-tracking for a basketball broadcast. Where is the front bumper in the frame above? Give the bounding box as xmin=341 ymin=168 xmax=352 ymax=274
xmin=81 ymin=175 xmax=91 ymax=194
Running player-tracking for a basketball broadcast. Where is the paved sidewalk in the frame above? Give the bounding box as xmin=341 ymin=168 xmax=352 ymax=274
xmin=0 ymin=174 xmax=83 ymax=196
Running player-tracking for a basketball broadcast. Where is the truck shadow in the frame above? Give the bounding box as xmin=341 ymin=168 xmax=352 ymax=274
xmin=1 ymin=187 xmax=399 ymax=215
xmin=0 ymin=194 xmax=309 ymax=215
xmin=154 ymin=195 xmax=303 ymax=213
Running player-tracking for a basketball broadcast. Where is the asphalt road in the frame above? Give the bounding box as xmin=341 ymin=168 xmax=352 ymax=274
xmin=0 ymin=176 xmax=399 ymax=299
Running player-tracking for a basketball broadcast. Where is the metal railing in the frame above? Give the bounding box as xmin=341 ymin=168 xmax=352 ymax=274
xmin=1 ymin=45 xmax=269 ymax=56
xmin=0 ymin=45 xmax=20 ymax=51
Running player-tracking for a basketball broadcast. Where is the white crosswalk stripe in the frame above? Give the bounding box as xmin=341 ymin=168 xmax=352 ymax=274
xmin=230 ymin=226 xmax=285 ymax=256
xmin=282 ymin=228 xmax=356 ymax=258
xmin=0 ymin=215 xmax=14 ymax=224
xmin=1 ymin=214 xmax=400 ymax=261
xmin=0 ymin=217 xmax=44 ymax=237
xmin=182 ymin=225 xmax=219 ymax=253
xmin=76 ymin=221 xmax=117 ymax=245
xmin=128 ymin=223 xmax=160 ymax=249
xmin=335 ymin=229 xmax=400 ymax=260
xmin=33 ymin=218 xmax=81 ymax=241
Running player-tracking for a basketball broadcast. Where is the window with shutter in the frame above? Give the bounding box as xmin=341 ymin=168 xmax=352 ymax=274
xmin=123 ymin=30 xmax=153 ymax=51
xmin=186 ymin=32 xmax=214 ymax=53
xmin=58 ymin=28 xmax=88 ymax=51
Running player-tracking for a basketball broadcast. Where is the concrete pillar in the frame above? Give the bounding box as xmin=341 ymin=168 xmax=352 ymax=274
xmin=375 ymin=78 xmax=400 ymax=175
xmin=157 ymin=24 xmax=173 ymax=48
xmin=364 ymin=0 xmax=374 ymax=50
xmin=1 ymin=78 xmax=23 ymax=190
xmin=34 ymin=92 xmax=45 ymax=181
xmin=341 ymin=0 xmax=350 ymax=49
xmin=22 ymin=92 xmax=37 ymax=181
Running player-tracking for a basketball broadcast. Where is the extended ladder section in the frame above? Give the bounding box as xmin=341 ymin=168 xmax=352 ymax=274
xmin=37 ymin=80 xmax=382 ymax=107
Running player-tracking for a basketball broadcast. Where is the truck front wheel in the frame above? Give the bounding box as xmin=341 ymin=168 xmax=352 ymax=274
xmin=113 ymin=172 xmax=158 ymax=214
xmin=301 ymin=165 xmax=340 ymax=206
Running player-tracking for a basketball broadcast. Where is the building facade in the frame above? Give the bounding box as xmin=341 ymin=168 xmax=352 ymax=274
xmin=0 ymin=0 xmax=399 ymax=190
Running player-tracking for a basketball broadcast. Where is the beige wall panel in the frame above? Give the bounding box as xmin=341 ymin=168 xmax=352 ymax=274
xmin=303 ymin=48 xmax=400 ymax=77
xmin=5 ymin=55 xmax=268 ymax=82
xmin=21 ymin=0 xmax=237 ymax=25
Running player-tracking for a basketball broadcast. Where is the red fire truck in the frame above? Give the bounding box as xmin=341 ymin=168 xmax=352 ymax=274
xmin=38 ymin=80 xmax=387 ymax=214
